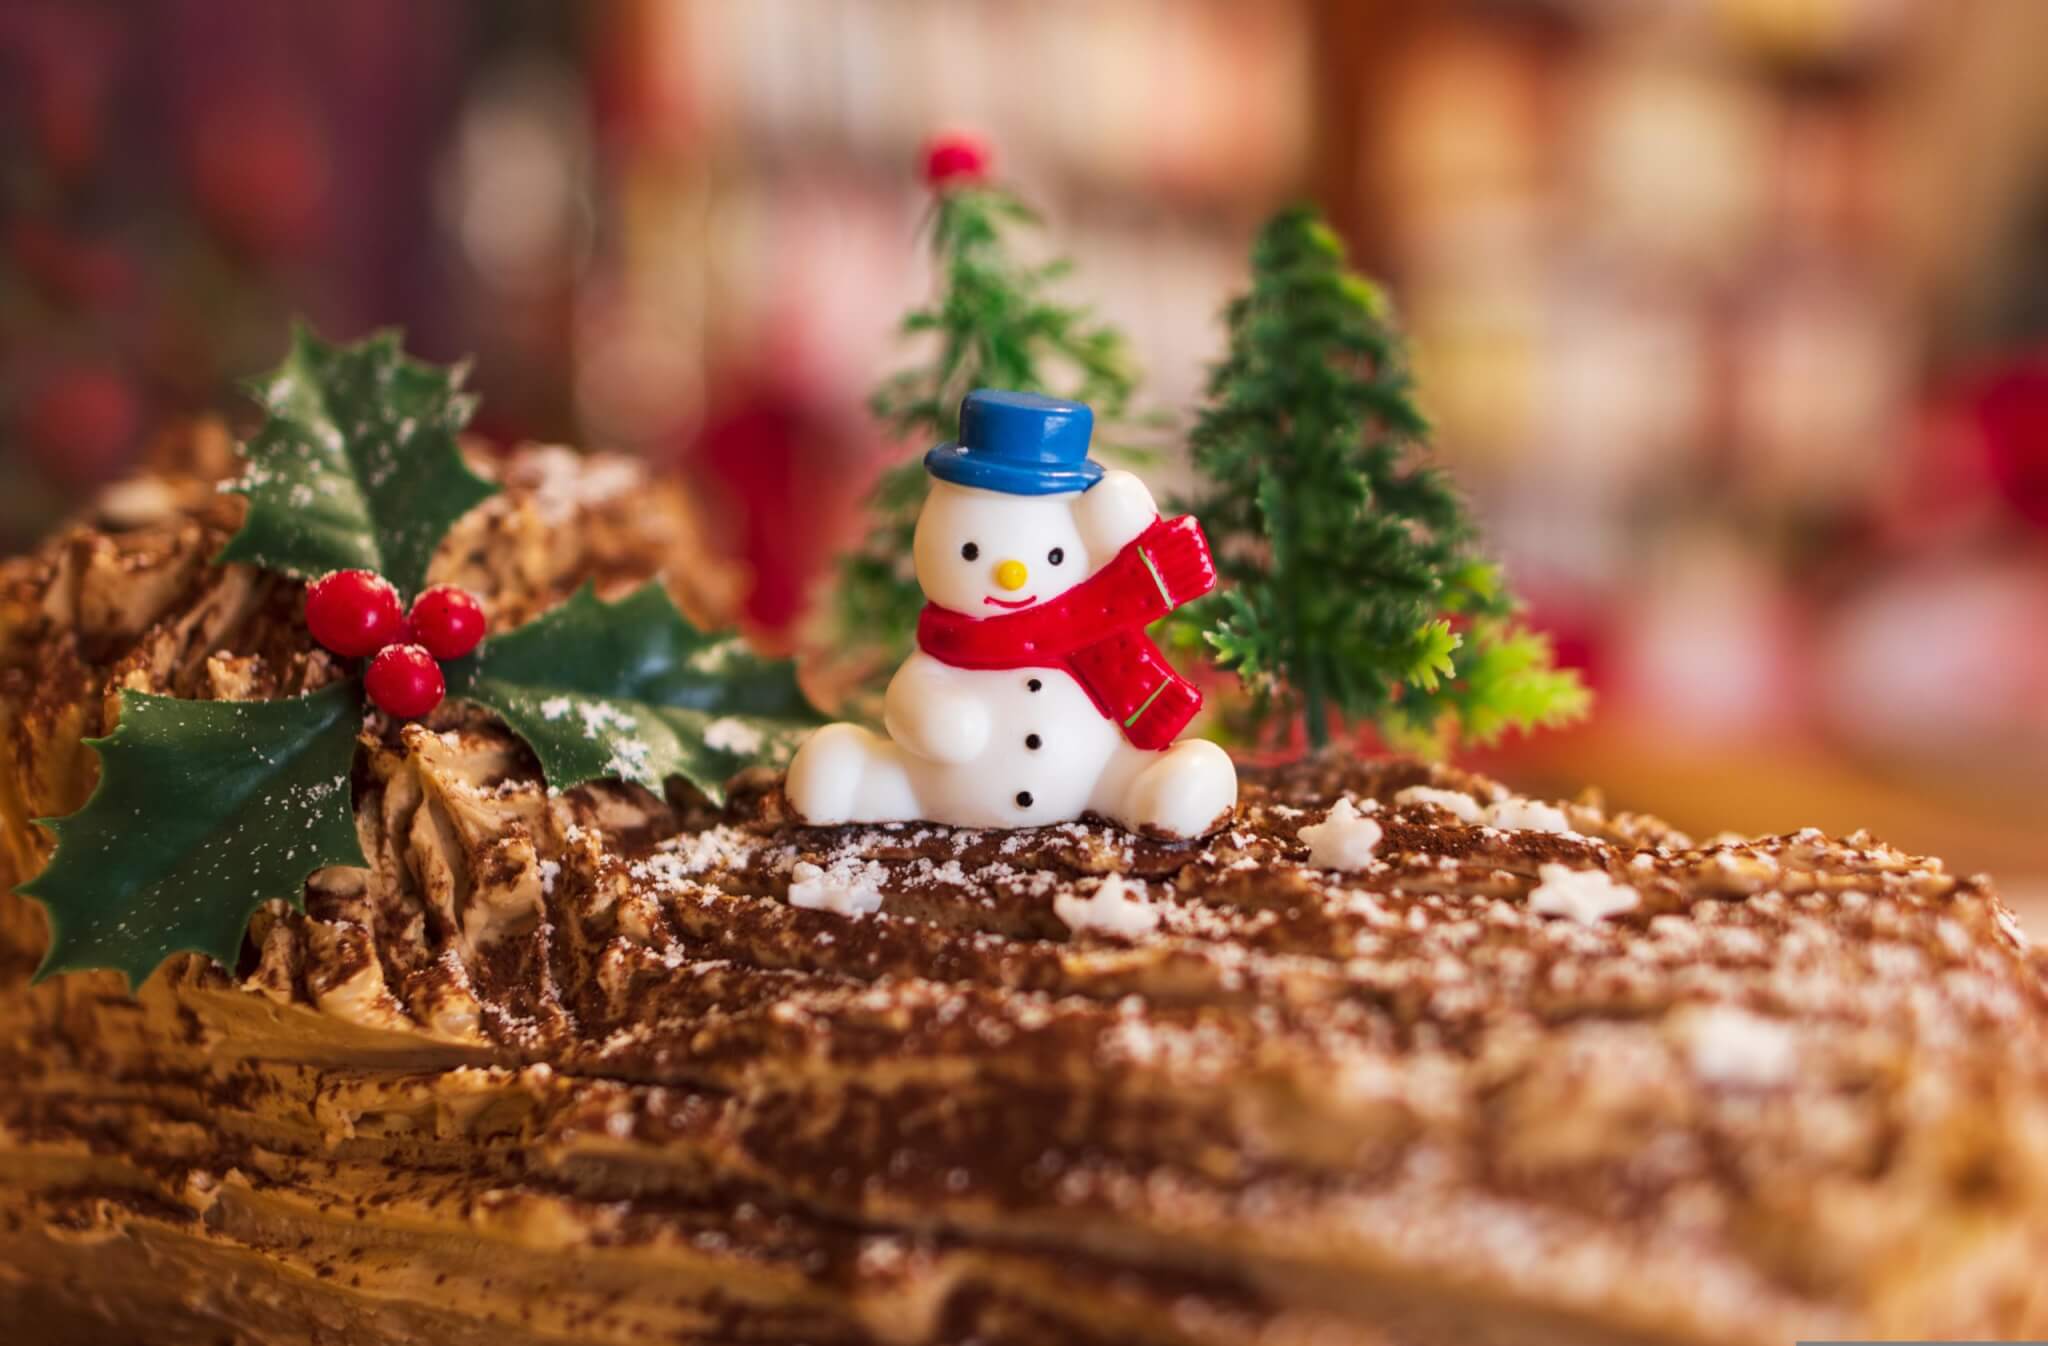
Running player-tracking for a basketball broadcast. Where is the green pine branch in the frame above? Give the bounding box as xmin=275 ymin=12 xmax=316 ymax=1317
xmin=1172 ymin=205 xmax=1588 ymax=753
xmin=834 ymin=185 xmax=1140 ymax=683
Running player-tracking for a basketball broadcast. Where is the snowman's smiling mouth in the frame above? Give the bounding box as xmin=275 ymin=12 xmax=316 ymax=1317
xmin=983 ymin=594 xmax=1037 ymax=609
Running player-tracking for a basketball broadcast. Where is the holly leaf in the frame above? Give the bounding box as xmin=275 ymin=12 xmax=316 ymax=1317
xmin=450 ymin=581 xmax=823 ymax=802
xmin=217 ymin=323 xmax=500 ymax=600
xmin=19 ymin=684 xmax=366 ymax=992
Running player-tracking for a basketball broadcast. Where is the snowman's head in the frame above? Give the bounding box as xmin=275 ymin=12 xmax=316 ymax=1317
xmin=913 ymin=480 xmax=1094 ymax=616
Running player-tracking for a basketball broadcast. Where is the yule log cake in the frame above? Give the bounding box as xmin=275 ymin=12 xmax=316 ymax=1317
xmin=2 ymin=440 xmax=2046 ymax=1346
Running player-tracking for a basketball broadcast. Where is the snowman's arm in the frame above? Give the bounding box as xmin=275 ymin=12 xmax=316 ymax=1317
xmin=1076 ymin=470 xmax=1159 ymax=560
xmin=884 ymin=652 xmax=990 ymax=765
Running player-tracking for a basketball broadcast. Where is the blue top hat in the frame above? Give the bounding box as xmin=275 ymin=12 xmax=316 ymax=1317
xmin=924 ymin=389 xmax=1103 ymax=496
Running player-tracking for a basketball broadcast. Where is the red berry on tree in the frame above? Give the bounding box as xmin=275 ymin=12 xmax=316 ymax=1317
xmin=922 ymin=133 xmax=990 ymax=189
xmin=364 ymin=644 xmax=445 ymax=719
xmin=304 ymin=570 xmax=405 ymax=658
xmin=407 ymin=585 xmax=487 ymax=660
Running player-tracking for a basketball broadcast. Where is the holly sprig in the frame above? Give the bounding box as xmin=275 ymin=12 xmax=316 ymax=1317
xmin=21 ymin=687 xmax=364 ymax=991
xmin=22 ymin=326 xmax=822 ymax=991
xmin=218 ymin=322 xmax=499 ymax=601
xmin=451 ymin=581 xmax=817 ymax=796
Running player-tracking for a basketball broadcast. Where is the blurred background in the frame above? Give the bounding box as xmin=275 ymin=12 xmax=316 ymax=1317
xmin=3 ymin=0 xmax=2046 ymax=910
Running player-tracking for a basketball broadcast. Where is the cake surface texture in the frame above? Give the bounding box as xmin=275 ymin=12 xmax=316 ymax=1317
xmin=1 ymin=439 xmax=2045 ymax=1346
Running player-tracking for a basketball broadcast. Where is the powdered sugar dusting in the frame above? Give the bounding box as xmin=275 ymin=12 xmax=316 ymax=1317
xmin=703 ymin=716 xmax=764 ymax=755
xmin=788 ymin=859 xmax=887 ymax=918
xmin=602 ymin=737 xmax=652 ymax=783
xmin=577 ymin=701 xmax=637 ymax=738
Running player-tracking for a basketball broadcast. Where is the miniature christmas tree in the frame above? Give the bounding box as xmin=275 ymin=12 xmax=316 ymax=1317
xmin=833 ymin=136 xmax=1140 ymax=680
xmin=1176 ymin=205 xmax=1588 ymax=752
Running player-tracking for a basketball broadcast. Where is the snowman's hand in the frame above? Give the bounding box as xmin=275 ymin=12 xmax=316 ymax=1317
xmin=1138 ymin=515 xmax=1218 ymax=609
xmin=885 ymin=657 xmax=991 ymax=765
xmin=1077 ymin=470 xmax=1159 ymax=559
xmin=898 ymin=694 xmax=990 ymax=765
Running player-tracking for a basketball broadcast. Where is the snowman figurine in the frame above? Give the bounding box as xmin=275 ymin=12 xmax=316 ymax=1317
xmin=789 ymin=389 xmax=1237 ymax=839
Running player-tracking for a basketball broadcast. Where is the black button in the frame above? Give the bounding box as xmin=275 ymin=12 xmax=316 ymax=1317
xmin=1016 ymin=791 xmax=1034 ymax=808
xmin=1025 ymin=734 xmax=1042 ymax=750
xmin=1027 ymin=678 xmax=1042 ymax=692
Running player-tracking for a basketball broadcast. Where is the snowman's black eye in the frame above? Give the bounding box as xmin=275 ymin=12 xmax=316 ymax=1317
xmin=1047 ymin=547 xmax=1065 ymax=566
xmin=961 ymin=542 xmax=979 ymax=561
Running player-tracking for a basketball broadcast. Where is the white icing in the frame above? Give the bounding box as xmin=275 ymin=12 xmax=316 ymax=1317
xmin=1054 ymin=874 xmax=1161 ymax=938
xmin=1298 ymin=797 xmax=1383 ymax=871
xmin=1393 ymin=786 xmax=1483 ymax=824
xmin=1527 ymin=863 xmax=1638 ymax=923
xmin=787 ymin=859 xmax=886 ymax=918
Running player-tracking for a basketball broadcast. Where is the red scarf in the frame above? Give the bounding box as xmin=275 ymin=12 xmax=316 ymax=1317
xmin=916 ymin=514 xmax=1215 ymax=750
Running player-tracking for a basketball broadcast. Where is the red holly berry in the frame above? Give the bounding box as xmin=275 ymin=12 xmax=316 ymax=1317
xmin=364 ymin=644 xmax=445 ymax=719
xmin=304 ymin=570 xmax=405 ymax=658
xmin=407 ymin=585 xmax=486 ymax=660
xmin=921 ymin=133 xmax=990 ymax=189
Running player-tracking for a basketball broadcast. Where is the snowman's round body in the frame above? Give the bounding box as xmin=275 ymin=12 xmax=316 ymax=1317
xmin=787 ymin=411 xmax=1237 ymax=841
xmin=878 ymin=653 xmax=1141 ymax=830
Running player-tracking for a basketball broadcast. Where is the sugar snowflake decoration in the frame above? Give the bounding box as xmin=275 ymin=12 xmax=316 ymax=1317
xmin=1298 ymin=797 xmax=1383 ymax=871
xmin=1527 ymin=863 xmax=1638 ymax=923
xmin=1054 ymin=874 xmax=1161 ymax=938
